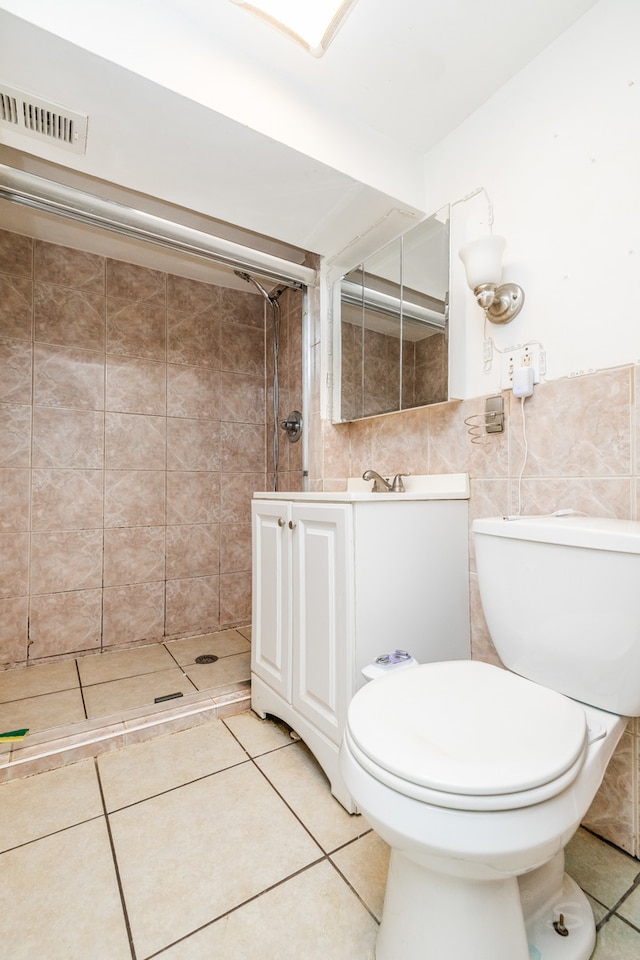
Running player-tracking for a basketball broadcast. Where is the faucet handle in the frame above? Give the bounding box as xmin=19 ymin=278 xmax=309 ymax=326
xmin=391 ymin=473 xmax=409 ymax=493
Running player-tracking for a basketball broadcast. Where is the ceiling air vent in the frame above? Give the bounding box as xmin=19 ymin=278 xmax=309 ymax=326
xmin=0 ymin=83 xmax=88 ymax=155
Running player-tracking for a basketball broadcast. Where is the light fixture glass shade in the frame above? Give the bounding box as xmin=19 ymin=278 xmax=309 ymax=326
xmin=459 ymin=235 xmax=506 ymax=290
xmin=230 ymin=0 xmax=358 ymax=56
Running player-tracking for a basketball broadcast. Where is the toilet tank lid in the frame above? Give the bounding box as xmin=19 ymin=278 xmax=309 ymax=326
xmin=473 ymin=515 xmax=640 ymax=554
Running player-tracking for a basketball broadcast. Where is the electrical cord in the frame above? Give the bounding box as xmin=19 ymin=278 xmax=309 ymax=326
xmin=514 ymin=396 xmax=528 ymax=517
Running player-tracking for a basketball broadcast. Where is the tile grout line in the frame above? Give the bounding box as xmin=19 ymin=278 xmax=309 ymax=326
xmin=595 ymin=871 xmax=640 ymax=934
xmin=142 ymin=854 xmax=329 ymax=960
xmin=75 ymin=657 xmax=89 ymax=721
xmin=326 ymin=847 xmax=382 ymax=926
xmin=236 ymin=735 xmax=382 ymax=927
xmin=94 ymin=757 xmax=138 ymax=960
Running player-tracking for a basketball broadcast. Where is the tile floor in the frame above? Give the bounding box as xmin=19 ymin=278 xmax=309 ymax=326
xmin=0 ymin=629 xmax=251 ymax=735
xmin=0 ymin=709 xmax=638 ymax=959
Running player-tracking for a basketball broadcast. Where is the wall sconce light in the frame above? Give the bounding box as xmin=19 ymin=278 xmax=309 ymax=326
xmin=458 ymin=235 xmax=525 ymax=324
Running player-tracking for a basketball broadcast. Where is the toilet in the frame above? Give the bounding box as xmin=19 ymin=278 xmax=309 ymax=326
xmin=340 ymin=515 xmax=640 ymax=960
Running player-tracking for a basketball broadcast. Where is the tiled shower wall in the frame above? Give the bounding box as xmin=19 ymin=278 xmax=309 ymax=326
xmin=314 ymin=364 xmax=640 ymax=857
xmin=0 ymin=228 xmax=302 ymax=667
xmin=265 ymin=286 xmax=304 ymax=491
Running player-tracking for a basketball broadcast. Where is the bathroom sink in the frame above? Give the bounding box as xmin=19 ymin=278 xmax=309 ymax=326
xmin=253 ymin=474 xmax=470 ymax=501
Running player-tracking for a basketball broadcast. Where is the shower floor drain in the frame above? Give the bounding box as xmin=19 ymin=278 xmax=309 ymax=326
xmin=195 ymin=654 xmax=219 ymax=664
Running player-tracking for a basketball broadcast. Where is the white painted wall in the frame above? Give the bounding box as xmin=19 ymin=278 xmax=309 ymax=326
xmin=424 ymin=0 xmax=640 ymax=398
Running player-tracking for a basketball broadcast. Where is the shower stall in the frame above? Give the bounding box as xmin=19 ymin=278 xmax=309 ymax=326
xmin=0 ymin=166 xmax=313 ymax=744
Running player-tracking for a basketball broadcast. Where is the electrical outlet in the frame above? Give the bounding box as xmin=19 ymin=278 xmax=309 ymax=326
xmin=501 ymin=344 xmax=545 ymax=390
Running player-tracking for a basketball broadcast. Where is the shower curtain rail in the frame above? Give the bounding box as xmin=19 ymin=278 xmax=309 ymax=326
xmin=0 ymin=163 xmax=316 ymax=290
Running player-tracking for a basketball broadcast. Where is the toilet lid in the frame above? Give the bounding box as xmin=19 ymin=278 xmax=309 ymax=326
xmin=347 ymin=661 xmax=587 ymax=797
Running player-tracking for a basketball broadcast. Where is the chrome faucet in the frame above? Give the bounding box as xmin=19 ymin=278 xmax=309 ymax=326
xmin=362 ymin=470 xmax=408 ymax=493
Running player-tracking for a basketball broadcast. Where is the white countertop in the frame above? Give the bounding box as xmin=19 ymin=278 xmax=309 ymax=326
xmin=253 ymin=474 xmax=470 ymax=502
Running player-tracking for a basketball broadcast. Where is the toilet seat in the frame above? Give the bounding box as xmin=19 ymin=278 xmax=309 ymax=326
xmin=346 ymin=660 xmax=588 ymax=812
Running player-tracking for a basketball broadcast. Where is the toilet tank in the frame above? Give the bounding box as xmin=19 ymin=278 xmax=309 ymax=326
xmin=473 ymin=516 xmax=640 ymax=716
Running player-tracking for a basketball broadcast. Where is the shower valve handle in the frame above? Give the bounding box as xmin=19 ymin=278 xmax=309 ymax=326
xmin=280 ymin=411 xmax=302 ymax=443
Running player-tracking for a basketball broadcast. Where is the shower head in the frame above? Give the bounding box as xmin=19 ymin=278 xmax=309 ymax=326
xmin=234 ymin=269 xmax=272 ymax=302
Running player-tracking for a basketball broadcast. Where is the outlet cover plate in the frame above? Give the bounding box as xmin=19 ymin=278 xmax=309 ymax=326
xmin=501 ymin=344 xmax=545 ymax=390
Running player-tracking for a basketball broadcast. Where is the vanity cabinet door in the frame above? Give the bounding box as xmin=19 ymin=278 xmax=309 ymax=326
xmin=290 ymin=503 xmax=353 ymax=745
xmin=251 ymin=500 xmax=292 ymax=701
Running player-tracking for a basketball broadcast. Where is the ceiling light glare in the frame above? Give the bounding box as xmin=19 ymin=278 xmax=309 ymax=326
xmin=230 ymin=0 xmax=358 ymax=57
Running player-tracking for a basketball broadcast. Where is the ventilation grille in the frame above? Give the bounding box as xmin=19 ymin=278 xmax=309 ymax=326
xmin=0 ymin=83 xmax=87 ymax=155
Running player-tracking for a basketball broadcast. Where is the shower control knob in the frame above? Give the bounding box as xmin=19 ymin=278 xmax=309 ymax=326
xmin=280 ymin=411 xmax=302 ymax=443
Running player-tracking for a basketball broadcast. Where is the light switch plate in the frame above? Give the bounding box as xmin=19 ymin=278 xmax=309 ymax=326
xmin=501 ymin=343 xmax=545 ymax=390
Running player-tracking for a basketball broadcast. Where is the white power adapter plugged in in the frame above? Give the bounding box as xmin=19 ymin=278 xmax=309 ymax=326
xmin=512 ymin=365 xmax=535 ymax=398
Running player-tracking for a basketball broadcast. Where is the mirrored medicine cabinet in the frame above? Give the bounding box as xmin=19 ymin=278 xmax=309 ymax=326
xmin=336 ymin=206 xmax=450 ymax=422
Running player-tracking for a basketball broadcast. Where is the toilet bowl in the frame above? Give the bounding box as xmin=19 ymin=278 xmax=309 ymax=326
xmin=341 ymin=660 xmax=625 ymax=960
xmin=341 ymin=515 xmax=640 ymax=960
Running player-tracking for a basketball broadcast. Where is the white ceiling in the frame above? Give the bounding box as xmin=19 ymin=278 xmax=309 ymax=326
xmin=0 ymin=0 xmax=600 ymax=280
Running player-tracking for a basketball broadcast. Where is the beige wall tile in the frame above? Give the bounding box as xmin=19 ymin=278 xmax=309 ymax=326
xmin=33 ymin=407 xmax=104 ymax=468
xmin=102 ymin=582 xmax=165 ymax=647
xmin=219 ymin=421 xmax=265 ymax=472
xmin=166 ymin=523 xmax=219 ymax=579
xmin=34 ymin=240 xmax=105 ymax=293
xmin=0 ymin=402 xmax=31 ymax=467
xmin=0 ymin=596 xmax=28 ymax=663
xmin=107 ymin=299 xmax=166 ymax=360
xmin=0 ymin=532 xmax=29 ymax=598
xmin=510 ymin=369 xmax=632 ymax=478
xmin=167 ymin=309 xmax=218 ymax=367
xmin=0 ymin=275 xmax=33 ymax=341
xmin=220 ymin=472 xmax=266 ymax=523
xmin=518 ymin=477 xmax=633 ymax=520
xmin=105 ymin=413 xmax=166 ymax=470
xmin=166 ymin=418 xmax=219 ymax=471
xmin=166 ymin=363 xmax=218 ymax=419
xmin=103 ymin=526 xmax=165 ymax=586
xmin=30 ymin=529 xmax=103 ymax=595
xmin=165 ymin=576 xmax=220 ymax=636
xmin=0 ymin=468 xmax=30 ymax=532
xmin=220 ymin=522 xmax=251 ymax=574
xmin=104 ymin=470 xmax=165 ymax=527
xmin=219 ymin=322 xmax=264 ymax=376
xmin=219 ymin=371 xmax=264 ymax=423
xmin=106 ymin=356 xmax=166 ymax=414
xmin=34 ymin=343 xmax=105 ymax=410
xmin=429 ymin=396 xmax=508 ymax=477
xmin=218 ymin=286 xmax=265 ymax=327
xmin=0 ymin=339 xmax=32 ymax=403
xmin=166 ymin=472 xmax=219 ymax=524
xmin=219 ymin=571 xmax=251 ymax=626
xmin=167 ymin=274 xmax=217 ymax=313
xmin=0 ymin=229 xmax=33 ymax=278
xmin=583 ymin=728 xmax=635 ymax=856
xmin=29 ymin=588 xmax=102 ymax=658
xmin=106 ymin=259 xmax=165 ymax=303
xmin=31 ymin=468 xmax=104 ymax=531
xmin=34 ymin=283 xmax=105 ymax=351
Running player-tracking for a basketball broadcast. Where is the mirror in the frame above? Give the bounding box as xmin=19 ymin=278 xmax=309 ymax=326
xmin=337 ymin=207 xmax=449 ymax=421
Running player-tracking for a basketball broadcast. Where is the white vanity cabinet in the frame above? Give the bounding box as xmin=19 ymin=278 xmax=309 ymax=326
xmin=251 ymin=477 xmax=470 ymax=812
xmin=252 ymin=500 xmax=352 ymax=748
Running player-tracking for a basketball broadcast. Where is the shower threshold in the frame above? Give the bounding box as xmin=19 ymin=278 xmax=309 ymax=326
xmin=0 ymin=628 xmax=253 ymax=783
xmin=0 ymin=679 xmax=251 ymax=784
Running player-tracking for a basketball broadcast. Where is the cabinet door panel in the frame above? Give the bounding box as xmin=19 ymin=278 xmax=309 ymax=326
xmin=251 ymin=501 xmax=291 ymax=699
xmin=291 ymin=504 xmax=352 ymax=745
